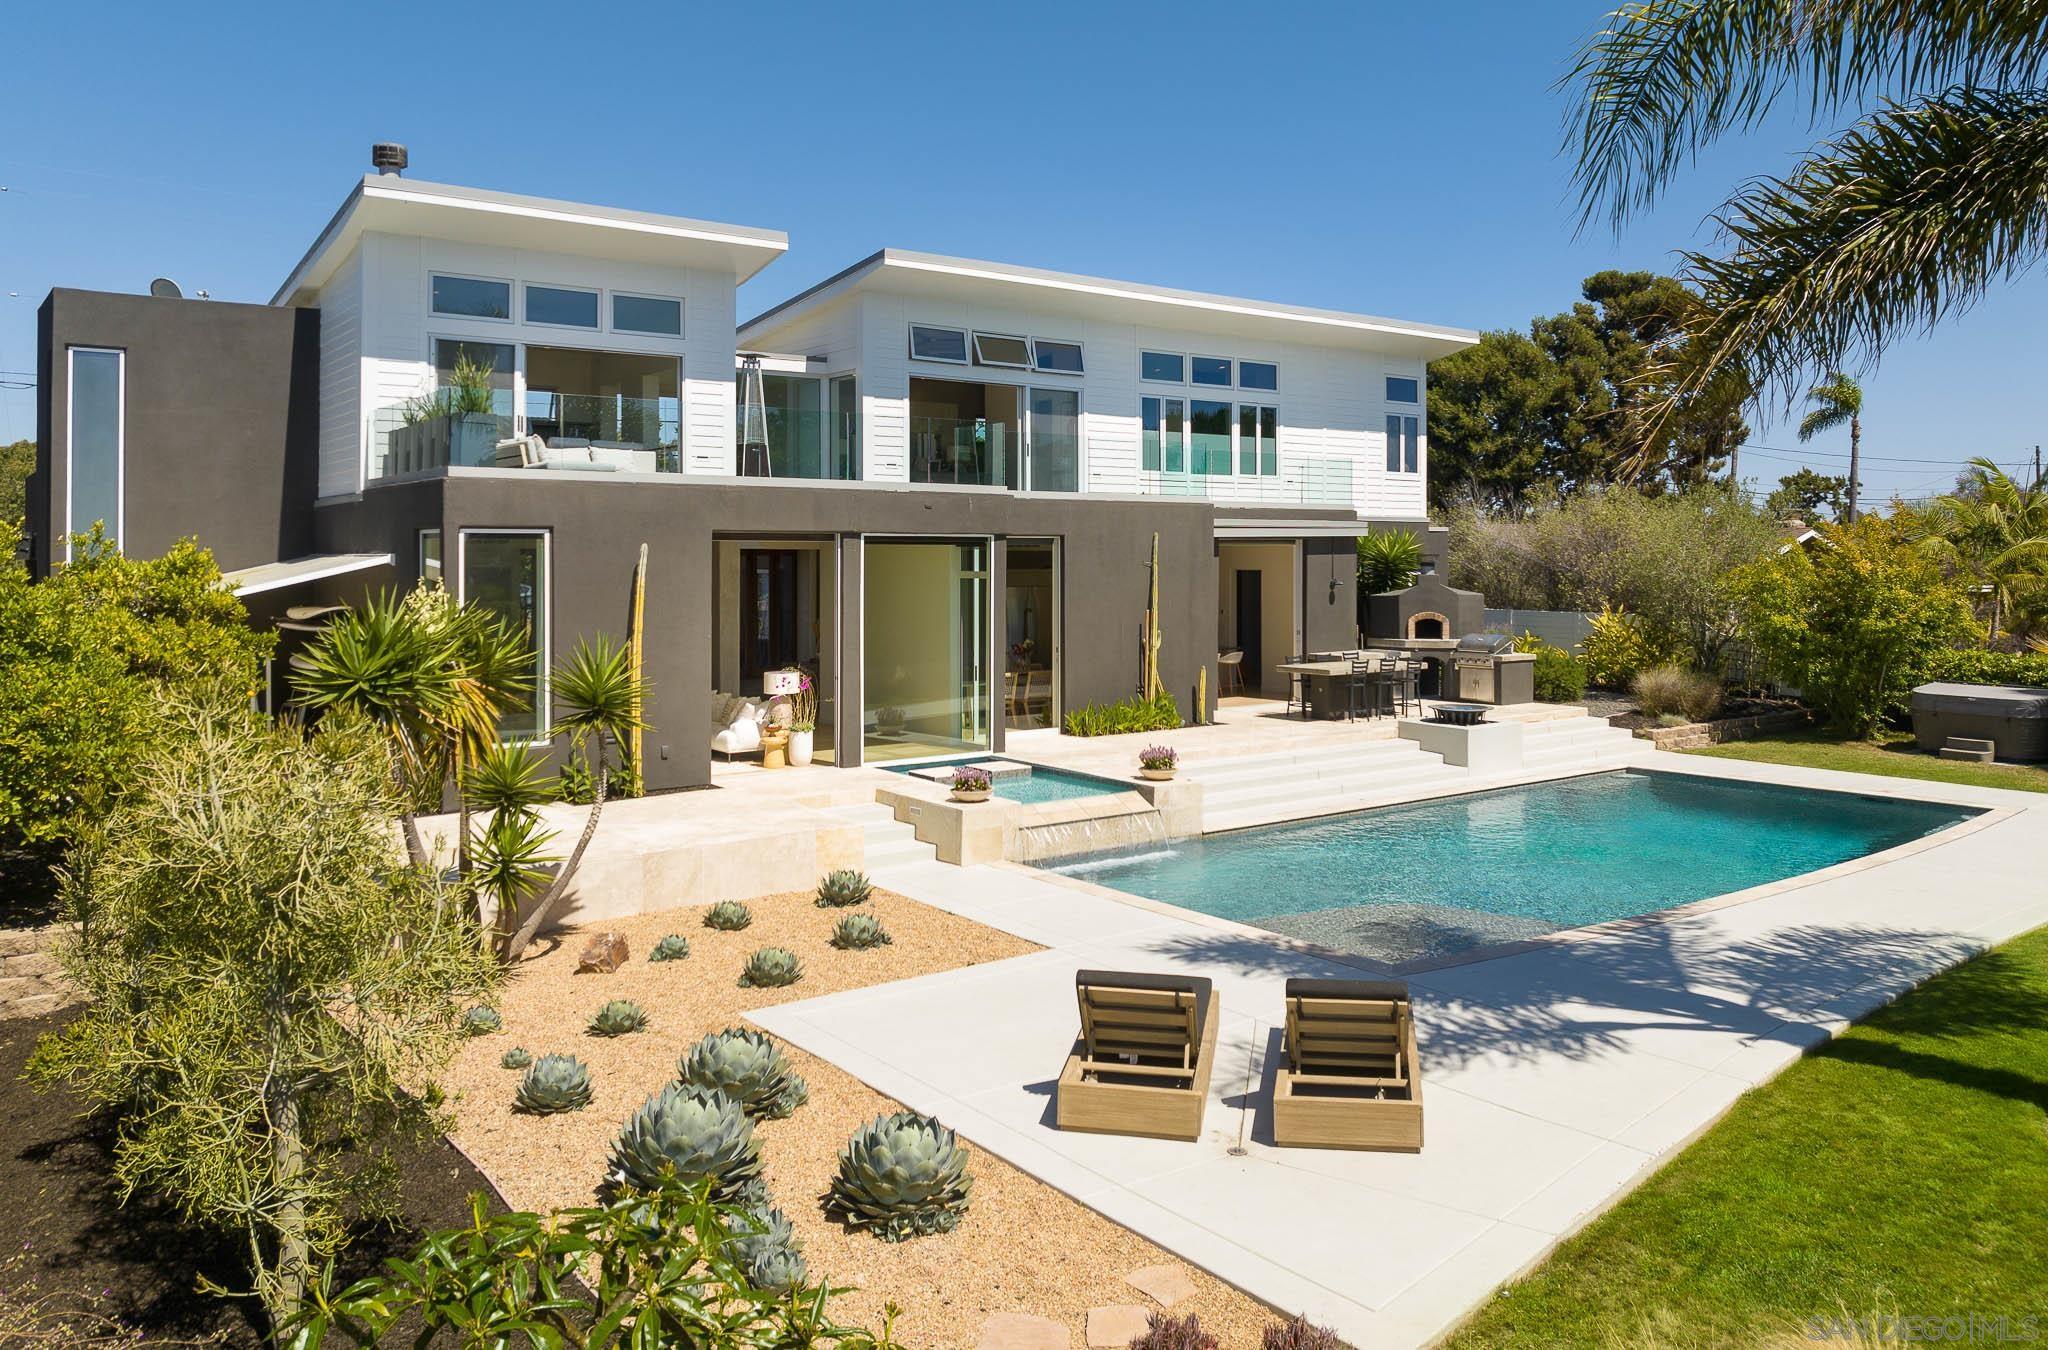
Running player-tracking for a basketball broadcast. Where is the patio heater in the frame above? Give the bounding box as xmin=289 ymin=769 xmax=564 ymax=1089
xmin=738 ymin=354 xmax=772 ymax=476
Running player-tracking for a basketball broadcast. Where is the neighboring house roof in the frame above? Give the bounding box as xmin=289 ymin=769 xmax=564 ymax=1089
xmin=740 ymin=249 xmax=1478 ymax=359
xmin=222 ymin=552 xmax=394 ymax=596
xmin=271 ymin=176 xmax=789 ymax=306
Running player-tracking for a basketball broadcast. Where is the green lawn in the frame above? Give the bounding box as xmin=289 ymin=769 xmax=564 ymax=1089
xmin=1681 ymin=729 xmax=2048 ymax=794
xmin=1445 ymin=925 xmax=2048 ymax=1349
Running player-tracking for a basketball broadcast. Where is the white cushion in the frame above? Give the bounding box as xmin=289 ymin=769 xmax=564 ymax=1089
xmin=712 ymin=718 xmax=762 ymax=754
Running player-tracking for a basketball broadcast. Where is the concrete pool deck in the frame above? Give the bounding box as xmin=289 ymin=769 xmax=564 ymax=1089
xmin=748 ymin=752 xmax=2048 ymax=1347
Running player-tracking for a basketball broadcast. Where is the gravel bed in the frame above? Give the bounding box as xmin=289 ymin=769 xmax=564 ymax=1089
xmin=446 ymin=888 xmax=1277 ymax=1348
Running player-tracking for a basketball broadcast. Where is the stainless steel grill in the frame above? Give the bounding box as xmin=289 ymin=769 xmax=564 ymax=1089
xmin=1451 ymin=633 xmax=1517 ymax=703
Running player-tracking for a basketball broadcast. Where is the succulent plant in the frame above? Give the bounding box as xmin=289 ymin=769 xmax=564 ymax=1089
xmin=741 ymin=1239 xmax=809 ymax=1295
xmin=826 ymin=1111 xmax=973 ymax=1242
xmin=587 ymin=999 xmax=649 ymax=1037
xmin=514 ymin=1054 xmax=593 ymax=1115
xmin=607 ymin=1085 xmax=763 ymax=1201
xmin=648 ymin=933 xmax=691 ymax=962
xmin=737 ymin=946 xmax=803 ymax=989
xmin=461 ymin=1005 xmax=501 ymax=1037
xmin=829 ymin=913 xmax=892 ymax=951
xmin=678 ymin=1027 xmax=808 ymax=1120
xmin=703 ymin=900 xmax=753 ymax=932
xmin=500 ymin=1046 xmax=532 ymax=1070
xmin=815 ymin=868 xmax=873 ymax=908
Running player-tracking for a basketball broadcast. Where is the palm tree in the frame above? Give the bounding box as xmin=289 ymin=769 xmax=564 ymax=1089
xmin=1564 ymin=4 xmax=2048 ymax=452
xmin=1911 ymin=456 xmax=2048 ymax=639
xmin=1795 ymin=371 xmax=1863 ymax=522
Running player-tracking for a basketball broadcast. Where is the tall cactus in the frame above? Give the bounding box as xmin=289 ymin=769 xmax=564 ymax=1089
xmin=1143 ymin=532 xmax=1163 ymax=698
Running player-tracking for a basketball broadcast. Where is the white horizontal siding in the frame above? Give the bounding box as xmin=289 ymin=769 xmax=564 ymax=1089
xmin=313 ymin=249 xmax=362 ymax=498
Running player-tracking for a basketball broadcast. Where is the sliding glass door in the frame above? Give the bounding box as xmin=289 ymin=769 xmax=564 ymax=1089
xmin=862 ymin=539 xmax=991 ymax=762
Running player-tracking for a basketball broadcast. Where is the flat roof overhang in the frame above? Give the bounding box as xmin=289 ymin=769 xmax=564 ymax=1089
xmin=273 ymin=177 xmax=789 ymax=306
xmin=223 ymin=552 xmax=394 ymax=596
xmin=742 ymin=250 xmax=1477 ymax=361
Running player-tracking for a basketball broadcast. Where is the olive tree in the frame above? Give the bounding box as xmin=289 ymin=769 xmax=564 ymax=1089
xmin=30 ymin=691 xmax=497 ymax=1331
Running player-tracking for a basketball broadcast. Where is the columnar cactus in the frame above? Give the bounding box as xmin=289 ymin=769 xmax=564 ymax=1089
xmin=703 ymin=900 xmax=753 ymax=932
xmin=514 ymin=1054 xmax=593 ymax=1115
xmin=815 ymin=868 xmax=874 ymax=908
xmin=737 ymin=947 xmax=803 ymax=989
xmin=826 ymin=1111 xmax=973 ymax=1241
xmin=678 ymin=1027 xmax=808 ymax=1119
xmin=606 ymin=1085 xmax=763 ymax=1201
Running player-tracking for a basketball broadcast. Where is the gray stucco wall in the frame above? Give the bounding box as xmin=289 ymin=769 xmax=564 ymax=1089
xmin=31 ymin=288 xmax=319 ymax=576
xmin=314 ymin=473 xmax=1220 ymax=791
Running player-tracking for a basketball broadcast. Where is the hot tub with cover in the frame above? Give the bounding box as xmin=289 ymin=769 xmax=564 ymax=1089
xmin=1910 ymin=682 xmax=2048 ymax=762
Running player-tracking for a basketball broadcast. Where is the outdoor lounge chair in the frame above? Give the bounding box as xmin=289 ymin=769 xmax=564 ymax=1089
xmin=1055 ymin=969 xmax=1219 ymax=1142
xmin=1271 ymin=977 xmax=1423 ymax=1152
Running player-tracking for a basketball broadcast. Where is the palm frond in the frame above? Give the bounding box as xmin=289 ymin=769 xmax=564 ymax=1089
xmin=1627 ymin=86 xmax=2048 ymax=454
xmin=462 ymin=742 xmax=557 ymax=814
xmin=1564 ymin=0 xmax=2048 ymax=230
xmin=552 ymin=636 xmax=648 ymax=748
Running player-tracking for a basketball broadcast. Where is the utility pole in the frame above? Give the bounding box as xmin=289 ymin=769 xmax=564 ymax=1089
xmin=2034 ymin=444 xmax=2041 ymax=487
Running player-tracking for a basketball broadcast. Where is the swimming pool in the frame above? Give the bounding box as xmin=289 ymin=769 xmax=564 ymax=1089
xmin=883 ymin=760 xmax=1133 ymax=804
xmin=1037 ymin=770 xmax=1978 ymax=965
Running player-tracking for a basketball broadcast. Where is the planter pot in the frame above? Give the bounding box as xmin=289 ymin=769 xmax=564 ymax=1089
xmin=1139 ymin=767 xmax=1178 ymax=781
xmin=788 ymin=729 xmax=814 ymax=766
xmin=950 ymin=787 xmax=993 ymax=803
xmin=449 ymin=412 xmax=503 ymax=467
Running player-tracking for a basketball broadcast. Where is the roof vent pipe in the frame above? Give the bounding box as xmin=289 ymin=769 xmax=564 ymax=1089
xmin=370 ymin=143 xmax=408 ymax=175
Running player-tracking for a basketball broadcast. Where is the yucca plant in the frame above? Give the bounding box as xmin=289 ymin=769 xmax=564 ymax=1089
xmin=514 ymin=1054 xmax=593 ymax=1115
xmin=678 ymin=1028 xmax=808 ymax=1120
xmin=648 ymin=933 xmax=691 ymax=963
xmin=738 ymin=947 xmax=803 ymax=989
xmin=829 ymin=913 xmax=891 ymax=951
xmin=588 ymin=999 xmax=649 ymax=1037
xmin=500 ymin=1046 xmax=532 ymax=1070
xmin=607 ymin=1085 xmax=763 ymax=1202
xmin=703 ymin=900 xmax=753 ymax=932
xmin=461 ymin=1005 xmax=501 ymax=1037
xmin=826 ymin=1111 xmax=973 ymax=1242
xmin=814 ymin=868 xmax=873 ymax=908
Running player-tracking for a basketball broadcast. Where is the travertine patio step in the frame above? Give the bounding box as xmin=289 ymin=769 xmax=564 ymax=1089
xmin=819 ymin=803 xmax=939 ymax=871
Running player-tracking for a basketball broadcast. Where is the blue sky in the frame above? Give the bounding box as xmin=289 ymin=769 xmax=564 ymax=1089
xmin=6 ymin=0 xmax=2045 ymax=503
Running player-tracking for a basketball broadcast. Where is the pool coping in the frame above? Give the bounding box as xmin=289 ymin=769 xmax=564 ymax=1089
xmin=1010 ymin=761 xmax=2018 ymax=977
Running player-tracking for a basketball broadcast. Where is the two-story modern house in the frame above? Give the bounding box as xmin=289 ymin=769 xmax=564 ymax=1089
xmin=30 ymin=153 xmax=1475 ymax=790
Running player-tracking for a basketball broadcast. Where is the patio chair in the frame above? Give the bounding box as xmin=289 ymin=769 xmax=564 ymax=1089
xmin=1056 ymin=969 xmax=1219 ymax=1142
xmin=1271 ymin=977 xmax=1423 ymax=1152
xmin=1218 ymin=650 xmax=1245 ymax=695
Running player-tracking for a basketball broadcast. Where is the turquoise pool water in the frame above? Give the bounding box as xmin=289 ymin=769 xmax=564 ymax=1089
xmin=882 ymin=760 xmax=1131 ymax=804
xmin=1038 ymin=771 xmax=1976 ymax=964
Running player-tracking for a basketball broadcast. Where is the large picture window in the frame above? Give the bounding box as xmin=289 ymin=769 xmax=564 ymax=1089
xmin=461 ymin=531 xmax=549 ymax=741
xmin=66 ymin=347 xmax=124 ymax=553
xmin=1191 ymin=399 xmax=1233 ymax=475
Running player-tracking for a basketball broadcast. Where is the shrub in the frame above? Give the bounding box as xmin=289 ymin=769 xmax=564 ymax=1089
xmin=1920 ymin=647 xmax=2048 ymax=688
xmin=678 ymin=1028 xmax=808 ymax=1120
xmin=1356 ymin=528 xmax=1423 ymax=595
xmin=827 ymin=1111 xmax=973 ymax=1242
xmin=830 ymin=913 xmax=892 ymax=951
xmin=461 ymin=1005 xmax=502 ymax=1037
xmin=515 ymin=1054 xmax=593 ymax=1115
xmin=704 ymin=900 xmax=753 ymax=931
xmin=1129 ymin=1312 xmax=1221 ymax=1349
xmin=1063 ymin=689 xmax=1182 ymax=737
xmin=1632 ymin=665 xmax=1724 ymax=722
xmin=1263 ymin=1315 xmax=1347 ymax=1349
xmin=738 ymin=947 xmax=804 ymax=988
xmin=816 ymin=868 xmax=873 ymax=908
xmin=648 ymin=933 xmax=691 ymax=962
xmin=288 ymin=1181 xmax=903 ymax=1348
xmin=607 ymin=1085 xmax=763 ymax=1202
xmin=1581 ymin=605 xmax=1685 ymax=690
xmin=1138 ymin=744 xmax=1178 ymax=771
xmin=588 ymin=999 xmax=649 ymax=1037
xmin=1727 ymin=517 xmax=1980 ymax=735
xmin=1513 ymin=633 xmax=1588 ymax=703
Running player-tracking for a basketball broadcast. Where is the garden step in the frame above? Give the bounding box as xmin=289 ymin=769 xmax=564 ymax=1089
xmin=1199 ymin=761 xmax=1465 ymax=812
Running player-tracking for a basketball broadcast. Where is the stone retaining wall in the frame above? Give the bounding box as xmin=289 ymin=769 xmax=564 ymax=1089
xmin=0 ymin=925 xmax=77 ymax=1021
xmin=1632 ymin=708 xmax=1812 ymax=750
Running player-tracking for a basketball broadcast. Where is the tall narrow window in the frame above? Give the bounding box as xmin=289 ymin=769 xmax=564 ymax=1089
xmin=1141 ymin=396 xmax=1162 ymax=472
xmin=830 ymin=375 xmax=859 ymax=480
xmin=1386 ymin=414 xmax=1419 ymax=473
xmin=419 ymin=529 xmax=443 ymax=585
xmin=67 ymin=347 xmax=124 ymax=553
xmin=1162 ymin=397 xmax=1185 ymax=473
xmin=1191 ymin=399 xmax=1233 ymax=475
xmin=1238 ymin=405 xmax=1278 ymax=475
xmin=462 ymin=531 xmax=548 ymax=740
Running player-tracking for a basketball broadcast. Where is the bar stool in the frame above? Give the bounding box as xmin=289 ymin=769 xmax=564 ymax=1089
xmin=1286 ymin=654 xmax=1314 ymax=720
xmin=1218 ymin=650 xmax=1245 ymax=695
xmin=1347 ymin=660 xmax=1378 ymax=721
xmin=1388 ymin=660 xmax=1420 ymax=717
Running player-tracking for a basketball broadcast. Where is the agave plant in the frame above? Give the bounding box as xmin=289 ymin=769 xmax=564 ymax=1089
xmin=588 ymin=999 xmax=649 ymax=1037
xmin=461 ymin=1005 xmax=502 ymax=1037
xmin=607 ymin=1085 xmax=763 ymax=1201
xmin=648 ymin=933 xmax=691 ymax=963
xmin=728 ymin=1202 xmax=806 ymax=1294
xmin=737 ymin=947 xmax=803 ymax=989
xmin=500 ymin=1046 xmax=533 ymax=1070
xmin=826 ymin=1111 xmax=973 ymax=1242
xmin=829 ymin=913 xmax=892 ymax=951
xmin=814 ymin=868 xmax=873 ymax=908
xmin=514 ymin=1054 xmax=593 ymax=1115
xmin=703 ymin=900 xmax=753 ymax=932
xmin=678 ymin=1027 xmax=808 ymax=1120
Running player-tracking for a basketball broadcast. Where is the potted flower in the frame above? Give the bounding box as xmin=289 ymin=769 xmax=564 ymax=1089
xmin=1137 ymin=745 xmax=1179 ymax=781
xmin=779 ymin=668 xmax=818 ymax=766
xmin=949 ymin=765 xmax=993 ymax=803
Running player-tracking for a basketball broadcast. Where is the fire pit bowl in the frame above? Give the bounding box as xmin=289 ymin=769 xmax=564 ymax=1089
xmin=1427 ymin=703 xmax=1491 ymax=727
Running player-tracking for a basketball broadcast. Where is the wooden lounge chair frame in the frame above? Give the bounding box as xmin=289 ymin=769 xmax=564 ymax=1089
xmin=1272 ymin=977 xmax=1424 ymax=1152
xmin=1056 ymin=969 xmax=1220 ymax=1142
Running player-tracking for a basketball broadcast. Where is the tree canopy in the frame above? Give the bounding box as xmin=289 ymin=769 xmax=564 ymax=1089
xmin=1764 ymin=468 xmax=1850 ymax=524
xmin=1426 ymin=271 xmax=1750 ymax=513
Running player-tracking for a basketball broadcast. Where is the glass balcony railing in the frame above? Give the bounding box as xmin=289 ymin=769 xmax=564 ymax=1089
xmin=905 ymin=415 xmax=1079 ymax=492
xmin=734 ymin=408 xmax=860 ymax=481
xmin=370 ymin=392 xmax=680 ymax=478
xmin=1151 ymin=455 xmax=1361 ymax=507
